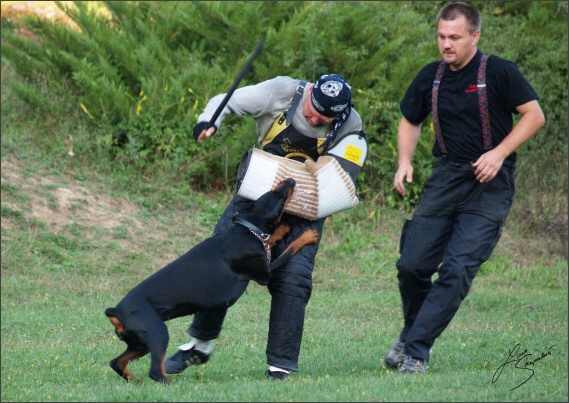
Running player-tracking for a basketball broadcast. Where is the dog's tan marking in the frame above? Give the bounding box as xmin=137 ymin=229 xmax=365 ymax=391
xmin=160 ymin=359 xmax=171 ymax=385
xmin=108 ymin=316 xmax=124 ymax=339
xmin=266 ymin=222 xmax=292 ymax=248
xmin=110 ymin=348 xmax=149 ymax=383
xmin=285 ymin=229 xmax=320 ymax=254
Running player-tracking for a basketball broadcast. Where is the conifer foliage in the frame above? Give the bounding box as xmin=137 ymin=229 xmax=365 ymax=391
xmin=1 ymin=1 xmax=567 ymax=205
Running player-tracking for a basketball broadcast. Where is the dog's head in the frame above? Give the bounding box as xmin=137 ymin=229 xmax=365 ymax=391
xmin=239 ymin=178 xmax=296 ymax=233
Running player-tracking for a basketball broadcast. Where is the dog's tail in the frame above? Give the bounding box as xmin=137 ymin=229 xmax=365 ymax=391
xmin=105 ymin=307 xmax=125 ymax=340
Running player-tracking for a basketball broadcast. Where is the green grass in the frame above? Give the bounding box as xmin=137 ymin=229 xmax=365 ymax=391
xmin=1 ymin=143 xmax=567 ymax=402
xmin=1 ymin=63 xmax=567 ymax=402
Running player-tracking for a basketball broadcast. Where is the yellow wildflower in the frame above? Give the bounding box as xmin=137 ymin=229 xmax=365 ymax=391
xmin=79 ymin=103 xmax=94 ymax=119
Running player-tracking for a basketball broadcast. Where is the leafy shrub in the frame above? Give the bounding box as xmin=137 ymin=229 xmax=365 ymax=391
xmin=1 ymin=1 xmax=567 ymax=210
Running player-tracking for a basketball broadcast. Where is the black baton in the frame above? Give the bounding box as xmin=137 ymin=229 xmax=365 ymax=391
xmin=208 ymin=35 xmax=266 ymax=129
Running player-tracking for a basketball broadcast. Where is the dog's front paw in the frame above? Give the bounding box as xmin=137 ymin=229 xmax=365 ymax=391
xmin=267 ymin=222 xmax=292 ymax=247
xmin=302 ymin=229 xmax=320 ymax=245
xmin=276 ymin=221 xmax=292 ymax=234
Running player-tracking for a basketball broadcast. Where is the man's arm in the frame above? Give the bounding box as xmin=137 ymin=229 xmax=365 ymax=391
xmin=195 ymin=77 xmax=297 ymax=143
xmin=394 ymin=117 xmax=423 ymax=197
xmin=472 ymin=99 xmax=545 ymax=183
xmin=195 ymin=86 xmax=265 ymax=143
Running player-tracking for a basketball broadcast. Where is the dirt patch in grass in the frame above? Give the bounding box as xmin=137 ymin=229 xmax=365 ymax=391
xmin=0 ymin=155 xmax=201 ymax=270
xmin=1 ymin=157 xmax=141 ymax=231
xmin=0 ymin=1 xmax=112 ymax=33
xmin=0 ymin=156 xmax=171 ymax=267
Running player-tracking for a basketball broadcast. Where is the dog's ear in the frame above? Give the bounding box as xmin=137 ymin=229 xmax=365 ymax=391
xmin=235 ymin=198 xmax=254 ymax=214
xmin=231 ymin=199 xmax=255 ymax=223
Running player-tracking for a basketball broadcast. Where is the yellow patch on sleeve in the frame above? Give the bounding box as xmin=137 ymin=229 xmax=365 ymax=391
xmin=344 ymin=145 xmax=363 ymax=166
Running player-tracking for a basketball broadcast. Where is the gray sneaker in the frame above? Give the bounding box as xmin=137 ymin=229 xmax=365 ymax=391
xmin=385 ymin=339 xmax=405 ymax=369
xmin=399 ymin=355 xmax=426 ymax=374
xmin=164 ymin=346 xmax=210 ymax=374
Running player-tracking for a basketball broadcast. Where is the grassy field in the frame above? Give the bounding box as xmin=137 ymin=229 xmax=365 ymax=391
xmin=1 ymin=46 xmax=567 ymax=400
xmin=1 ymin=121 xmax=567 ymax=402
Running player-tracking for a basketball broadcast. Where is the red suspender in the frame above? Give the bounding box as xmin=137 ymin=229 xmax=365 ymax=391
xmin=431 ymin=54 xmax=492 ymax=155
xmin=477 ymin=55 xmax=492 ymax=150
xmin=432 ymin=62 xmax=447 ymax=154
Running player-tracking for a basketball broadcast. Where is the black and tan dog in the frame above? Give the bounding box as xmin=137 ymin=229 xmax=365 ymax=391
xmin=105 ymin=178 xmax=319 ymax=384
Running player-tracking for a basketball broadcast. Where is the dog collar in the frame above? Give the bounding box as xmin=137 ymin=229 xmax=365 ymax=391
xmin=233 ymin=218 xmax=271 ymax=261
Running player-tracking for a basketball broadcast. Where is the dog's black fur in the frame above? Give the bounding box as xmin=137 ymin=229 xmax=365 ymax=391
xmin=105 ymin=178 xmax=320 ymax=384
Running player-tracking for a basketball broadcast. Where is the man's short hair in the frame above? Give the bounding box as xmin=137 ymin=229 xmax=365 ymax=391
xmin=436 ymin=2 xmax=482 ymax=33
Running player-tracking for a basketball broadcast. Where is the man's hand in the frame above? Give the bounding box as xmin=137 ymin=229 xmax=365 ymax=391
xmin=196 ymin=127 xmax=216 ymax=143
xmin=471 ymin=99 xmax=545 ymax=183
xmin=394 ymin=117 xmax=421 ymax=197
xmin=471 ymin=149 xmax=506 ymax=183
xmin=193 ymin=122 xmax=217 ymax=143
xmin=394 ymin=162 xmax=414 ymax=197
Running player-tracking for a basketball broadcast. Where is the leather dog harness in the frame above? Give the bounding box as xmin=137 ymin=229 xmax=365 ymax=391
xmin=432 ymin=54 xmax=492 ymax=155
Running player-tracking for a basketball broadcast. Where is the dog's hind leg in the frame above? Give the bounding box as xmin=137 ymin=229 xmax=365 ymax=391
xmin=138 ymin=311 xmax=171 ymax=385
xmin=269 ymin=229 xmax=320 ymax=271
xmin=109 ymin=347 xmax=149 ymax=382
xmin=107 ymin=315 xmax=149 ymax=382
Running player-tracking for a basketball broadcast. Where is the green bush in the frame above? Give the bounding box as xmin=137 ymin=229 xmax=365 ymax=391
xmin=1 ymin=1 xmax=567 ymax=209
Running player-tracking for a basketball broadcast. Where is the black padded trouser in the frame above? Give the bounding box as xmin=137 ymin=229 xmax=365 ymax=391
xmin=188 ymin=195 xmax=325 ymax=372
xmin=396 ymin=160 xmax=515 ymax=362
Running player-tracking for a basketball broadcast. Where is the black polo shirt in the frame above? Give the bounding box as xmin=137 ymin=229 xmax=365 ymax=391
xmin=400 ymin=50 xmax=539 ymax=164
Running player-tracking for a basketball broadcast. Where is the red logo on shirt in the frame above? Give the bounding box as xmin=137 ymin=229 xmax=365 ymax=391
xmin=465 ymin=84 xmax=477 ymax=93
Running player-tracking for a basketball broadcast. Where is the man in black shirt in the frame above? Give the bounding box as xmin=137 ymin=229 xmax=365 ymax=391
xmin=385 ymin=2 xmax=545 ymax=374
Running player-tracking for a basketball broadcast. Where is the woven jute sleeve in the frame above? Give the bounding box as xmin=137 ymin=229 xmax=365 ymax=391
xmin=238 ymin=148 xmax=358 ymax=220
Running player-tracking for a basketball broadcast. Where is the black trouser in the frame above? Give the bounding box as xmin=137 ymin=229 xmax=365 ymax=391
xmin=396 ymin=159 xmax=515 ymax=361
xmin=188 ymin=195 xmax=325 ymax=372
